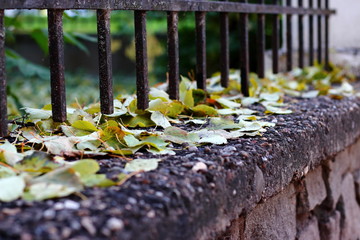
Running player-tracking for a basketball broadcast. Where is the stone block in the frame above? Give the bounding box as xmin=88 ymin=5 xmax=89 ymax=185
xmin=323 ymin=151 xmax=351 ymax=208
xmin=340 ymin=173 xmax=360 ymax=240
xmin=244 ymin=184 xmax=296 ymax=240
xmin=217 ymin=217 xmax=245 ymax=240
xmin=297 ymin=216 xmax=320 ymax=240
xmin=349 ymin=138 xmax=360 ymax=172
xmin=353 ymin=170 xmax=360 ymax=205
xmin=318 ymin=211 xmax=341 ymax=240
xmin=304 ymin=167 xmax=327 ymax=211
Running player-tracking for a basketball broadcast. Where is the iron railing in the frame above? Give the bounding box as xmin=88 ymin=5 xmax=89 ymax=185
xmin=0 ymin=0 xmax=335 ymax=137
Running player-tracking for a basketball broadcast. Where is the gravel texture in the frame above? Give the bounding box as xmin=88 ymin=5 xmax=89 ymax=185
xmin=1 ymin=96 xmax=360 ymax=240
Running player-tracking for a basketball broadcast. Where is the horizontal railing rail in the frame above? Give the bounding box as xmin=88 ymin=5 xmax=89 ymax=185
xmin=0 ymin=0 xmax=335 ymax=137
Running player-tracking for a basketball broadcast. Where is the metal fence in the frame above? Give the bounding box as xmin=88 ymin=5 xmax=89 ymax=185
xmin=0 ymin=0 xmax=335 ymax=137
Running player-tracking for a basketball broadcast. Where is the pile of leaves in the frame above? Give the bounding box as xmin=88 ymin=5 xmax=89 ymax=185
xmin=0 ymin=64 xmax=358 ymax=202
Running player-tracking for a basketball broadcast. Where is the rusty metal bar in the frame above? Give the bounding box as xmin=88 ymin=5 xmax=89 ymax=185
xmin=324 ymin=0 xmax=330 ymax=70
xmin=240 ymin=0 xmax=249 ymax=97
xmin=272 ymin=0 xmax=279 ymax=74
xmin=48 ymin=9 xmax=66 ymax=122
xmin=298 ymin=0 xmax=304 ymax=68
xmin=0 ymin=10 xmax=7 ymax=137
xmin=220 ymin=0 xmax=229 ymax=88
xmin=134 ymin=11 xmax=149 ymax=110
xmin=286 ymin=0 xmax=293 ymax=71
xmin=167 ymin=11 xmax=180 ymax=100
xmin=257 ymin=0 xmax=265 ymax=78
xmin=195 ymin=11 xmax=207 ymax=90
xmin=97 ymin=9 xmax=114 ymax=114
xmin=0 ymin=1 xmax=336 ymax=15
xmin=317 ymin=0 xmax=322 ymax=64
xmin=309 ymin=0 xmax=314 ymax=66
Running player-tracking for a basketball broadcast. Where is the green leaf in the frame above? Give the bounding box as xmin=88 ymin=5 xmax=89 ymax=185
xmin=191 ymin=105 xmax=218 ymax=117
xmin=121 ymin=114 xmax=155 ymax=128
xmin=14 ymin=152 xmax=60 ymax=176
xmin=166 ymin=101 xmax=185 ymax=118
xmin=0 ymin=176 xmax=25 ymax=202
xmin=208 ymin=118 xmax=242 ymax=130
xmin=215 ymin=97 xmax=241 ymax=108
xmin=162 ymin=126 xmax=200 ymax=145
xmin=264 ymin=105 xmax=292 ymax=115
xmin=149 ymin=88 xmax=170 ymax=101
xmin=80 ymin=174 xmax=116 ymax=187
xmin=0 ymin=165 xmax=16 ymax=179
xmin=0 ymin=140 xmax=23 ymax=165
xmin=43 ymin=136 xmax=77 ymax=156
xmin=72 ymin=120 xmax=98 ymax=132
xmin=64 ymin=32 xmax=89 ymax=55
xmin=70 ymin=159 xmax=100 ymax=177
xmin=124 ymin=135 xmax=141 ymax=148
xmin=23 ymin=107 xmax=52 ymax=120
xmin=198 ymin=130 xmax=228 ymax=145
xmin=260 ymin=93 xmax=281 ymax=102
xmin=26 ymin=167 xmax=83 ymax=201
xmin=30 ymin=29 xmax=49 ymax=55
xmin=192 ymin=89 xmax=207 ymax=105
xmin=180 ymin=78 xmax=195 ymax=108
xmin=124 ymin=158 xmax=161 ymax=172
xmin=151 ymin=111 xmax=171 ymax=129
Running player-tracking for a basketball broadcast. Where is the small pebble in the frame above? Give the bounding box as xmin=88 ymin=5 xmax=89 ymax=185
xmin=188 ymin=146 xmax=198 ymax=152
xmin=81 ymin=217 xmax=96 ymax=235
xmin=192 ymin=162 xmax=208 ymax=172
xmin=221 ymin=146 xmax=237 ymax=156
xmin=106 ymin=218 xmax=124 ymax=231
xmin=147 ymin=210 xmax=156 ymax=218
xmin=204 ymin=147 xmax=211 ymax=153
xmin=54 ymin=202 xmax=64 ymax=210
xmin=43 ymin=209 xmax=56 ymax=220
xmin=128 ymin=197 xmax=137 ymax=205
xmin=64 ymin=200 xmax=80 ymax=210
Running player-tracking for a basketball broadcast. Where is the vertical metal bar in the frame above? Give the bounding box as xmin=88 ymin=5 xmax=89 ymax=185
xmin=272 ymin=0 xmax=279 ymax=74
xmin=324 ymin=0 xmax=330 ymax=70
xmin=195 ymin=11 xmax=207 ymax=90
xmin=48 ymin=10 xmax=66 ymax=122
xmin=317 ymin=0 xmax=322 ymax=64
xmin=167 ymin=11 xmax=180 ymax=100
xmin=220 ymin=0 xmax=229 ymax=88
xmin=257 ymin=0 xmax=265 ymax=78
xmin=0 ymin=10 xmax=7 ymax=137
xmin=286 ymin=0 xmax=293 ymax=71
xmin=240 ymin=0 xmax=249 ymax=97
xmin=298 ymin=0 xmax=304 ymax=68
xmin=309 ymin=0 xmax=314 ymax=66
xmin=97 ymin=9 xmax=114 ymax=114
xmin=134 ymin=11 xmax=149 ymax=110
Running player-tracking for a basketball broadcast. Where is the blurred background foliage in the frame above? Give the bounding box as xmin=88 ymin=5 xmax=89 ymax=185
xmin=5 ymin=5 xmax=278 ymax=113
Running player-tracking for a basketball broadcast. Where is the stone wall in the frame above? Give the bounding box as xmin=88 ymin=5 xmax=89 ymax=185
xmin=218 ymin=137 xmax=360 ymax=240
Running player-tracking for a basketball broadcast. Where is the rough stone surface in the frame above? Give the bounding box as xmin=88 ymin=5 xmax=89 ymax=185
xmin=318 ymin=211 xmax=341 ymax=240
xmin=353 ymin=170 xmax=360 ymax=205
xmin=349 ymin=138 xmax=360 ymax=172
xmin=1 ymin=97 xmax=360 ymax=239
xmin=217 ymin=217 xmax=245 ymax=240
xmin=323 ymin=152 xmax=350 ymax=209
xmin=304 ymin=167 xmax=327 ymax=211
xmin=340 ymin=173 xmax=360 ymax=240
xmin=297 ymin=217 xmax=320 ymax=240
xmin=244 ymin=184 xmax=296 ymax=240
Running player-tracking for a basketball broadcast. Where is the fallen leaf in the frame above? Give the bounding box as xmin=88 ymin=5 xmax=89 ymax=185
xmin=124 ymin=158 xmax=161 ymax=172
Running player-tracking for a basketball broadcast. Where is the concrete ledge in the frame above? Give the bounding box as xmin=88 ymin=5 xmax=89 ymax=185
xmin=1 ymin=96 xmax=360 ymax=240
